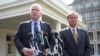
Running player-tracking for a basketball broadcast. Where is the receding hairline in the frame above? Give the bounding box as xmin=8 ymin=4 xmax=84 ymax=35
xmin=30 ymin=3 xmax=42 ymax=12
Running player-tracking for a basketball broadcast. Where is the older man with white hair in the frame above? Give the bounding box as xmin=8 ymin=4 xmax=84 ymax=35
xmin=14 ymin=3 xmax=52 ymax=56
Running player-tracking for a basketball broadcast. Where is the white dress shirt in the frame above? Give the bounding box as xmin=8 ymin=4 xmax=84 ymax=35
xmin=31 ymin=20 xmax=41 ymax=37
xmin=70 ymin=27 xmax=78 ymax=37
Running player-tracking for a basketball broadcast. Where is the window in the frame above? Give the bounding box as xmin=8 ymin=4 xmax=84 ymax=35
xmin=97 ymin=31 xmax=100 ymax=40
xmin=94 ymin=1 xmax=98 ymax=7
xmin=82 ymin=13 xmax=87 ymax=20
xmin=95 ymin=10 xmax=100 ymax=17
xmin=80 ymin=3 xmax=86 ymax=10
xmin=98 ymin=44 xmax=100 ymax=54
xmin=8 ymin=44 xmax=12 ymax=54
xmin=6 ymin=34 xmax=15 ymax=56
xmin=87 ymin=2 xmax=92 ymax=9
xmin=88 ymin=11 xmax=95 ymax=19
xmin=6 ymin=35 xmax=11 ymax=41
xmin=88 ymin=32 xmax=93 ymax=41
xmin=89 ymin=22 xmax=96 ymax=29
xmin=90 ymin=44 xmax=94 ymax=55
xmin=85 ymin=23 xmax=89 ymax=30
xmin=98 ymin=22 xmax=100 ymax=28
xmin=76 ymin=5 xmax=80 ymax=11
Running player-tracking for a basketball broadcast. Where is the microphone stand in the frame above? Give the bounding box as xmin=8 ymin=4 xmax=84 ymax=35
xmin=28 ymin=32 xmax=45 ymax=56
xmin=37 ymin=31 xmax=46 ymax=55
xmin=43 ymin=33 xmax=53 ymax=56
xmin=52 ymin=31 xmax=63 ymax=56
xmin=34 ymin=31 xmax=47 ymax=56
xmin=28 ymin=33 xmax=38 ymax=56
xmin=38 ymin=31 xmax=45 ymax=45
xmin=52 ymin=32 xmax=60 ymax=56
xmin=55 ymin=32 xmax=63 ymax=56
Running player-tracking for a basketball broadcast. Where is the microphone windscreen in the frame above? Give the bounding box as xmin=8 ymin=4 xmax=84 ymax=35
xmin=51 ymin=31 xmax=58 ymax=37
xmin=28 ymin=32 xmax=33 ymax=39
xmin=55 ymin=32 xmax=58 ymax=36
xmin=43 ymin=32 xmax=48 ymax=36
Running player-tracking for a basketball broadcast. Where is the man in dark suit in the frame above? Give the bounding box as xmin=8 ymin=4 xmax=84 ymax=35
xmin=14 ymin=3 xmax=51 ymax=56
xmin=60 ymin=13 xmax=91 ymax=56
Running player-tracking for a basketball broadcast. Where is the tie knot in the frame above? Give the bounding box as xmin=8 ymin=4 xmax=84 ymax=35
xmin=34 ymin=22 xmax=38 ymax=33
xmin=34 ymin=22 xmax=37 ymax=26
xmin=72 ymin=28 xmax=75 ymax=32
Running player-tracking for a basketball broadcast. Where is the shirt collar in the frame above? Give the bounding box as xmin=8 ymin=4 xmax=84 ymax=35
xmin=69 ymin=26 xmax=77 ymax=31
xmin=31 ymin=19 xmax=41 ymax=25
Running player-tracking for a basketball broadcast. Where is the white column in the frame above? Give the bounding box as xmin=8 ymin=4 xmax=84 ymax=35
xmin=55 ymin=22 xmax=61 ymax=32
xmin=14 ymin=49 xmax=20 ymax=56
xmin=93 ymin=31 xmax=98 ymax=55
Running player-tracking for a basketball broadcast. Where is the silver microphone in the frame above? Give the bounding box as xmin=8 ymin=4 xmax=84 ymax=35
xmin=38 ymin=31 xmax=44 ymax=45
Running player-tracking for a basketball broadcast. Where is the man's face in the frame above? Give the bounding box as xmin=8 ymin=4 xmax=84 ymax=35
xmin=30 ymin=6 xmax=42 ymax=21
xmin=67 ymin=13 xmax=78 ymax=28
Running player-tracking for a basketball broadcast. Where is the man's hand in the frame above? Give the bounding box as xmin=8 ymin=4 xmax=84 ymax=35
xmin=22 ymin=48 xmax=33 ymax=56
xmin=45 ymin=48 xmax=50 ymax=56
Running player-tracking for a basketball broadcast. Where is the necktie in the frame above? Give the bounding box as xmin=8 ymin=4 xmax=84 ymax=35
xmin=72 ymin=28 xmax=78 ymax=45
xmin=34 ymin=22 xmax=38 ymax=38
xmin=34 ymin=22 xmax=41 ymax=43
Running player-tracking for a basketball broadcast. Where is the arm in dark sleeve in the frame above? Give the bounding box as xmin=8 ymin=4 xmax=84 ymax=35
xmin=59 ymin=31 xmax=69 ymax=56
xmin=84 ymin=31 xmax=91 ymax=56
xmin=14 ymin=23 xmax=24 ymax=54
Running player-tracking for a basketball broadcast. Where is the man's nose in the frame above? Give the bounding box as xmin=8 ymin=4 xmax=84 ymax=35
xmin=33 ymin=10 xmax=37 ymax=12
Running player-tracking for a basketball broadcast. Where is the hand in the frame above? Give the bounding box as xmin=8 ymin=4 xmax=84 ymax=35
xmin=22 ymin=48 xmax=33 ymax=56
xmin=45 ymin=48 xmax=50 ymax=56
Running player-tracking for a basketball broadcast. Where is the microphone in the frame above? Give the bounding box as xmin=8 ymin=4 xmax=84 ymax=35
xmin=43 ymin=32 xmax=50 ymax=47
xmin=52 ymin=31 xmax=63 ymax=43
xmin=28 ymin=32 xmax=36 ymax=55
xmin=43 ymin=32 xmax=52 ymax=55
xmin=28 ymin=32 xmax=36 ymax=46
xmin=38 ymin=31 xmax=44 ymax=45
xmin=52 ymin=31 xmax=64 ymax=56
xmin=28 ymin=32 xmax=46 ymax=55
xmin=28 ymin=32 xmax=33 ymax=44
xmin=28 ymin=32 xmax=33 ymax=39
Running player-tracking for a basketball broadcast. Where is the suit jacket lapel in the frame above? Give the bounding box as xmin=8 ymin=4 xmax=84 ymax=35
xmin=27 ymin=21 xmax=31 ymax=34
xmin=77 ymin=28 xmax=81 ymax=46
xmin=66 ymin=28 xmax=77 ymax=46
xmin=40 ymin=21 xmax=45 ymax=32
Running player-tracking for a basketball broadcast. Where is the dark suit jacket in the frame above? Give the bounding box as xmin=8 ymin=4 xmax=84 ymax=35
xmin=60 ymin=28 xmax=91 ymax=56
xmin=14 ymin=20 xmax=52 ymax=56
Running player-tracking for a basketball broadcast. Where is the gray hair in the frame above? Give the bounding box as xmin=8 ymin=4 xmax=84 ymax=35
xmin=67 ymin=12 xmax=78 ymax=19
xmin=30 ymin=3 xmax=42 ymax=12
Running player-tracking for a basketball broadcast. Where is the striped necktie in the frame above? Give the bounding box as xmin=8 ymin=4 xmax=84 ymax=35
xmin=34 ymin=22 xmax=38 ymax=37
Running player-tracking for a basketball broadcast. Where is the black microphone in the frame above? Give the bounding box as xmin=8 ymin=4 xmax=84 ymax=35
xmin=28 ymin=32 xmax=37 ymax=55
xmin=52 ymin=32 xmax=63 ymax=42
xmin=51 ymin=31 xmax=58 ymax=45
xmin=43 ymin=32 xmax=50 ymax=47
xmin=52 ymin=31 xmax=64 ymax=56
xmin=28 ymin=32 xmax=33 ymax=43
xmin=43 ymin=32 xmax=52 ymax=56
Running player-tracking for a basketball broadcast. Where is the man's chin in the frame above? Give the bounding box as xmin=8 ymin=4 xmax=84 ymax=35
xmin=32 ymin=18 xmax=38 ymax=21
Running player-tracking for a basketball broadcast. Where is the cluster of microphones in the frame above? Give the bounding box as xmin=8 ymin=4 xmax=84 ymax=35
xmin=28 ymin=31 xmax=64 ymax=56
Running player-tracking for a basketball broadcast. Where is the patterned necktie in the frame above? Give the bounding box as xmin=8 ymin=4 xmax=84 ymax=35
xmin=34 ymin=22 xmax=41 ymax=43
xmin=72 ymin=28 xmax=78 ymax=45
xmin=34 ymin=22 xmax=38 ymax=37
